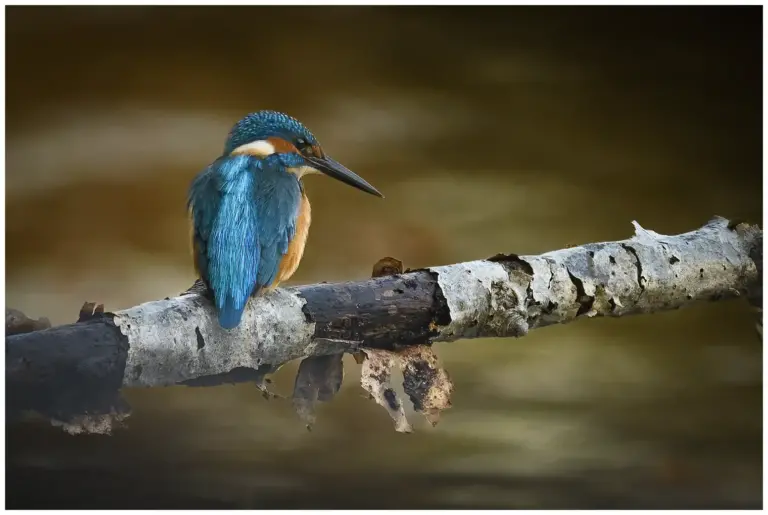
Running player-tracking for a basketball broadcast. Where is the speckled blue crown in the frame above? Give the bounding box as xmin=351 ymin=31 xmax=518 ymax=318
xmin=223 ymin=110 xmax=318 ymax=154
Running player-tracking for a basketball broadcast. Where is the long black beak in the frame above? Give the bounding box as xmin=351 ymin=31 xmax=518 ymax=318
xmin=305 ymin=155 xmax=384 ymax=198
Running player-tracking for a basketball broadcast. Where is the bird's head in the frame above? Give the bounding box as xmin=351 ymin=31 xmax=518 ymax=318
xmin=224 ymin=110 xmax=383 ymax=198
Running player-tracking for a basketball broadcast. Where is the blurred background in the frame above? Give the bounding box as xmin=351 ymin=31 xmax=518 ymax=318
xmin=5 ymin=5 xmax=762 ymax=509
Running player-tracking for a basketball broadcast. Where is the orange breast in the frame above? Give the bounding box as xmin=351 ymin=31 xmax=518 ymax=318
xmin=272 ymin=193 xmax=312 ymax=288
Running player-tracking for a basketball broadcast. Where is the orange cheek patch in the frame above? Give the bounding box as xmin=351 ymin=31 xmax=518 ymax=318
xmin=267 ymin=137 xmax=299 ymax=154
xmin=310 ymin=144 xmax=324 ymax=158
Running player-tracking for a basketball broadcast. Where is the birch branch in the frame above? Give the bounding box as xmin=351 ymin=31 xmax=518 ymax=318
xmin=6 ymin=216 xmax=761 ymax=429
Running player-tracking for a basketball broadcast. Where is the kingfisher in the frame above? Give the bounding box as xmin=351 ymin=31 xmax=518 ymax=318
xmin=188 ymin=110 xmax=383 ymax=330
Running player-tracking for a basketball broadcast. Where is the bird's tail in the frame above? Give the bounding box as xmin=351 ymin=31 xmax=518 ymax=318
xmin=218 ymin=295 xmax=246 ymax=330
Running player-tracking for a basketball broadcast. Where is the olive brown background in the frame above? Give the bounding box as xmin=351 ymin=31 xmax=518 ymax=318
xmin=5 ymin=5 xmax=763 ymax=509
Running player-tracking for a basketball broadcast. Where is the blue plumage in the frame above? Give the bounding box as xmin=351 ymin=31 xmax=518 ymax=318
xmin=188 ymin=152 xmax=302 ymax=329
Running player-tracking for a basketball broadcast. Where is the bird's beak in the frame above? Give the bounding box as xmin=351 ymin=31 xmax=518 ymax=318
xmin=304 ymin=155 xmax=384 ymax=198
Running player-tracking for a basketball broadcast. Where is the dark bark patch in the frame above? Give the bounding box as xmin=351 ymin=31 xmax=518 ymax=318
xmin=567 ymin=271 xmax=595 ymax=317
xmin=383 ymin=388 xmax=399 ymax=411
xmin=488 ymin=253 xmax=535 ymax=276
xmin=402 ymin=359 xmax=437 ymax=412
xmin=6 ymin=318 xmax=130 ymax=424
xmin=300 ymin=271 xmax=449 ymax=349
xmin=195 ymin=326 xmax=205 ymax=350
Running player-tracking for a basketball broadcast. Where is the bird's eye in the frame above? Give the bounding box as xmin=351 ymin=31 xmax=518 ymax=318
xmin=296 ymin=138 xmax=307 ymax=148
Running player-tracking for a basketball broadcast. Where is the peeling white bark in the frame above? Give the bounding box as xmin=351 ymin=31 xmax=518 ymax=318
xmin=427 ymin=217 xmax=760 ymax=340
xmin=115 ymin=288 xmax=315 ymax=387
xmin=524 ymin=217 xmax=760 ymax=325
xmin=430 ymin=261 xmax=517 ymax=340
xmin=88 ymin=217 xmax=761 ymax=388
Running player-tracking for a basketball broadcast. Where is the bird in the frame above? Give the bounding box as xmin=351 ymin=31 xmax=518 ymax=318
xmin=188 ymin=110 xmax=383 ymax=330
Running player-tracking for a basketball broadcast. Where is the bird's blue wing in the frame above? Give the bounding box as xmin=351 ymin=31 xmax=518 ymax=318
xmin=253 ymin=160 xmax=302 ymax=290
xmin=188 ymin=154 xmax=261 ymax=329
xmin=188 ymin=160 xmax=221 ymax=285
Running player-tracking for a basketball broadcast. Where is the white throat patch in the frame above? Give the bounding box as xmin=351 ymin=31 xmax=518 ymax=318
xmin=287 ymin=165 xmax=321 ymax=178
